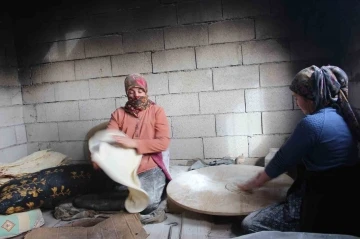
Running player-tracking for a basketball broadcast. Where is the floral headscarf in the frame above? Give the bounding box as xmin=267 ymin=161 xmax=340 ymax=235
xmin=123 ymin=74 xmax=155 ymax=118
xmin=290 ymin=65 xmax=360 ymax=141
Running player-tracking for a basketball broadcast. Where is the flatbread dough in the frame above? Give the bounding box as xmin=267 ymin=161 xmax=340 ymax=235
xmin=88 ymin=129 xmax=149 ymax=213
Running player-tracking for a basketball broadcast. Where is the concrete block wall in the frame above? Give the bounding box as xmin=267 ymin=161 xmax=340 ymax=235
xmin=14 ymin=0 xmax=336 ymax=163
xmin=0 ymin=15 xmax=28 ymax=163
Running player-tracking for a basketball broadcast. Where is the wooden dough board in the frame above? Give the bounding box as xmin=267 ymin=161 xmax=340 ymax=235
xmin=166 ymin=164 xmax=293 ymax=216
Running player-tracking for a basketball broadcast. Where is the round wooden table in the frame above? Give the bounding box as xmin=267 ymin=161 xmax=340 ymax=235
xmin=166 ymin=164 xmax=293 ymax=216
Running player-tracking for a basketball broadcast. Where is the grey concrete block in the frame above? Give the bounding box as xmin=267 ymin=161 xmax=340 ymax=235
xmin=0 ymin=126 xmax=17 ymax=149
xmin=290 ymin=40 xmax=332 ymax=61
xmin=223 ymin=0 xmax=270 ymax=19
xmin=172 ymin=115 xmax=216 ymax=138
xmin=58 ymin=121 xmax=94 ymax=141
xmin=115 ymin=97 xmax=128 ymax=108
xmin=243 ymin=39 xmax=290 ymax=64
xmin=48 ymin=39 xmax=85 ymax=62
xmin=153 ymin=48 xmax=196 ymax=73
xmin=123 ymin=29 xmax=164 ymax=53
xmin=79 ymin=98 xmax=116 ymax=120
xmin=143 ymin=73 xmax=169 ymax=95
xmin=156 ymin=93 xmax=199 ymax=116
xmin=169 ymin=70 xmax=212 ymax=93
xmin=260 ymin=62 xmax=306 ymax=87
xmin=164 ymin=25 xmax=208 ymax=49
xmin=22 ymin=84 xmax=55 ymax=104
xmin=178 ymin=0 xmax=222 ymax=24
xmin=216 ymin=112 xmax=262 ymax=136
xmin=0 ymin=67 xmax=19 ymax=86
xmin=31 ymin=61 xmax=75 ymax=84
xmin=246 ymin=87 xmax=293 ymax=112
xmin=0 ymin=106 xmax=24 ymax=127
xmin=89 ymin=77 xmax=126 ymax=99
xmin=255 ymin=16 xmax=293 ymax=39
xmin=36 ymin=101 xmax=80 ymax=122
xmin=112 ymin=52 xmax=152 ymax=76
xmin=133 ymin=5 xmax=177 ymax=29
xmin=54 ymin=81 xmax=90 ymax=101
xmin=27 ymin=142 xmax=40 ymax=154
xmin=0 ymin=87 xmax=22 ymax=107
xmin=199 ymin=90 xmax=245 ymax=114
xmin=249 ymin=135 xmax=288 ymax=157
xmin=196 ymin=43 xmax=242 ymax=68
xmin=75 ymin=57 xmax=112 ymax=80
xmin=0 ymin=144 xmax=28 ymax=163
xmin=15 ymin=125 xmax=27 ymax=144
xmin=213 ymin=65 xmax=259 ymax=90
xmin=209 ymin=19 xmax=255 ymax=44
xmin=50 ymin=141 xmax=85 ymax=161
xmin=85 ymin=35 xmax=124 ymax=58
xmin=26 ymin=123 xmax=59 ymax=142
xmin=170 ymin=138 xmax=204 ymax=159
xmin=23 ymin=105 xmax=37 ymax=123
xmin=263 ymin=110 xmax=304 ymax=134
xmin=203 ymin=136 xmax=248 ymax=158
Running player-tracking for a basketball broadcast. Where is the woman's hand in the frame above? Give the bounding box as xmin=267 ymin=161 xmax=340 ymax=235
xmin=113 ymin=136 xmax=138 ymax=149
xmin=237 ymin=170 xmax=271 ymax=192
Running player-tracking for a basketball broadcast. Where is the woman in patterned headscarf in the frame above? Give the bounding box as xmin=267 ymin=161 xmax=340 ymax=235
xmin=236 ymin=66 xmax=360 ymax=236
xmin=78 ymin=73 xmax=171 ymax=223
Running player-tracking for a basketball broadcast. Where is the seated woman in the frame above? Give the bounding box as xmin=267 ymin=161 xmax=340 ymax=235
xmin=75 ymin=73 xmax=171 ymax=219
xmin=237 ymin=65 xmax=360 ymax=236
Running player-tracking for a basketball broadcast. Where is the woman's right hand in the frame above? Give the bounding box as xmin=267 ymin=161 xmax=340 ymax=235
xmin=92 ymin=162 xmax=100 ymax=170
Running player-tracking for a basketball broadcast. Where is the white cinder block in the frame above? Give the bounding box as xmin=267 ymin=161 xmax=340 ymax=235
xmin=36 ymin=102 xmax=79 ymax=122
xmin=213 ymin=65 xmax=259 ymax=90
xmin=167 ymin=117 xmax=172 ymax=137
xmin=58 ymin=121 xmax=94 ymax=141
xmin=0 ymin=127 xmax=17 ymax=148
xmin=0 ymin=87 xmax=22 ymax=107
xmin=245 ymin=87 xmax=293 ymax=112
xmin=164 ymin=25 xmax=208 ymax=49
xmin=79 ymin=98 xmax=116 ymax=120
xmin=156 ymin=93 xmax=199 ymax=116
xmin=142 ymin=73 xmax=169 ymax=95
xmin=216 ymin=112 xmax=262 ymax=136
xmin=203 ymin=136 xmax=248 ymax=158
xmin=0 ymin=67 xmax=19 ymax=86
xmin=15 ymin=125 xmax=27 ymax=144
xmin=0 ymin=144 xmax=28 ymax=163
xmin=290 ymin=40 xmax=332 ymax=61
xmin=32 ymin=61 xmax=75 ymax=83
xmin=123 ymin=29 xmax=164 ymax=53
xmin=112 ymin=52 xmax=152 ymax=76
xmin=89 ymin=77 xmax=126 ymax=99
xmin=249 ymin=135 xmax=289 ymax=157
xmin=153 ymin=48 xmax=196 ymax=73
xmin=223 ymin=0 xmax=270 ymax=19
xmin=172 ymin=115 xmax=216 ymax=138
xmin=242 ymin=39 xmax=290 ymax=64
xmin=26 ymin=123 xmax=59 ymax=142
xmin=133 ymin=5 xmax=177 ymax=29
xmin=349 ymin=81 xmax=360 ymax=109
xmin=27 ymin=143 xmax=40 ymax=154
xmin=22 ymin=84 xmax=55 ymax=104
xmin=255 ymin=16 xmax=291 ymax=39
xmin=196 ymin=43 xmax=242 ymax=68
xmin=0 ymin=106 xmax=24 ymax=127
xmin=169 ymin=70 xmax=212 ymax=93
xmin=263 ymin=110 xmax=304 ymax=134
xmin=200 ymin=90 xmax=245 ymax=114
xmin=48 ymin=39 xmax=85 ymax=62
xmin=23 ymin=105 xmax=37 ymax=123
xmin=170 ymin=138 xmax=204 ymax=159
xmin=209 ymin=19 xmax=254 ymax=44
xmin=115 ymin=97 xmax=128 ymax=108
xmin=50 ymin=141 xmax=85 ymax=161
xmin=75 ymin=57 xmax=112 ymax=80
xmin=260 ymin=62 xmax=306 ymax=87
xmin=85 ymin=35 xmax=124 ymax=58
xmin=54 ymin=81 xmax=90 ymax=101
xmin=177 ymin=0 xmax=222 ymax=24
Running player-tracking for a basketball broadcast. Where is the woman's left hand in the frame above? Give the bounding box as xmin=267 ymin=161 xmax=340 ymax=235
xmin=113 ymin=136 xmax=138 ymax=149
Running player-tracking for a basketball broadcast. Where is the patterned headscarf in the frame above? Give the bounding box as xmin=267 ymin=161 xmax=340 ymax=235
xmin=290 ymin=65 xmax=360 ymax=141
xmin=123 ymin=74 xmax=155 ymax=118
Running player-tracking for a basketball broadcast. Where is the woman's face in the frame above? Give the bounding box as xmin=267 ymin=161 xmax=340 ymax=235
xmin=127 ymin=87 xmax=146 ymax=99
xmin=293 ymin=92 xmax=315 ymax=115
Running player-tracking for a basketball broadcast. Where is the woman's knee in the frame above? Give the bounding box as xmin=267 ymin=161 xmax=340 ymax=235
xmin=241 ymin=213 xmax=256 ymax=234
